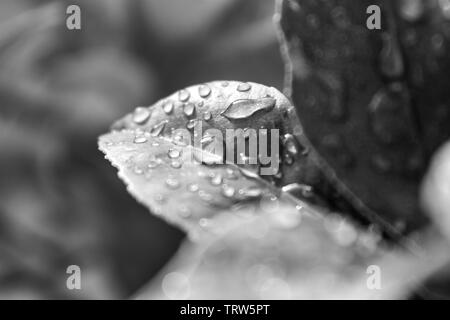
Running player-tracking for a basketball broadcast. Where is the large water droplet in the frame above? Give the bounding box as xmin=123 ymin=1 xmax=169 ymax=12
xmin=162 ymin=100 xmax=174 ymax=114
xmin=178 ymin=89 xmax=190 ymax=102
xmin=132 ymin=107 xmax=151 ymax=124
xmin=198 ymin=84 xmax=211 ymax=98
xmin=133 ymin=136 xmax=148 ymax=144
xmin=183 ymin=103 xmax=195 ymax=117
xmin=151 ymin=120 xmax=168 ymax=137
xmin=222 ymin=98 xmax=275 ymax=120
xmin=237 ymin=82 xmax=251 ymax=92
xmin=203 ymin=111 xmax=212 ymax=121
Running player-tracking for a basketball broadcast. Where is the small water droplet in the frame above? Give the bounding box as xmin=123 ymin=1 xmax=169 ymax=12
xmin=151 ymin=120 xmax=168 ymax=137
xmin=237 ymin=82 xmax=251 ymax=92
xmin=210 ymin=174 xmax=223 ymax=186
xmin=222 ymin=98 xmax=275 ymax=120
xmin=183 ymin=103 xmax=195 ymax=117
xmin=186 ymin=119 xmax=198 ymax=130
xmin=221 ymin=81 xmax=229 ymax=87
xmin=168 ymin=148 xmax=181 ymax=159
xmin=154 ymin=194 xmax=166 ymax=203
xmin=203 ymin=111 xmax=212 ymax=121
xmin=238 ymin=186 xmax=263 ymax=199
xmin=165 ymin=176 xmax=180 ymax=189
xmin=177 ymin=206 xmax=191 ymax=218
xmin=283 ymin=134 xmax=299 ymax=156
xmin=178 ymin=89 xmax=190 ymax=102
xmin=198 ymin=190 xmax=213 ymax=202
xmin=162 ymin=100 xmax=174 ymax=114
xmin=148 ymin=157 xmax=162 ymax=169
xmin=132 ymin=107 xmax=151 ymax=124
xmin=134 ymin=136 xmax=148 ymax=144
xmin=199 ymin=218 xmax=210 ymax=228
xmin=170 ymin=160 xmax=182 ymax=169
xmin=133 ymin=167 xmax=144 ymax=175
xmin=222 ymin=184 xmax=235 ymax=198
xmin=198 ymin=84 xmax=211 ymax=98
xmin=187 ymin=183 xmax=199 ymax=192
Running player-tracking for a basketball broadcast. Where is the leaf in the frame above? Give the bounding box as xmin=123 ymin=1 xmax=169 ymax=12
xmin=134 ymin=199 xmax=449 ymax=299
xmin=276 ymin=0 xmax=450 ymax=234
xmin=99 ymin=81 xmax=340 ymax=237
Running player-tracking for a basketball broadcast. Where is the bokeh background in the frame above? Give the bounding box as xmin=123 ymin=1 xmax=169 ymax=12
xmin=0 ymin=0 xmax=284 ymax=299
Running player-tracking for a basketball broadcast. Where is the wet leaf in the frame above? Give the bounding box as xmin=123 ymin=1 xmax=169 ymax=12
xmin=277 ymin=0 xmax=450 ymax=234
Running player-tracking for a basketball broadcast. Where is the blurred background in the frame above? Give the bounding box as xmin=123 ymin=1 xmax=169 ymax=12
xmin=0 ymin=0 xmax=284 ymax=299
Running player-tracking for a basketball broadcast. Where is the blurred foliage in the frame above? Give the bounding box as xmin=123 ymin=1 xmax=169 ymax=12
xmin=0 ymin=0 xmax=283 ymax=298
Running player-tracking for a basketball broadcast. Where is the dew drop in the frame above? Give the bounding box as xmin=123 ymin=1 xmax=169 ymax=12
xmin=198 ymin=84 xmax=211 ymax=98
xmin=151 ymin=120 xmax=168 ymax=137
xmin=210 ymin=174 xmax=223 ymax=186
xmin=134 ymin=136 xmax=148 ymax=144
xmin=283 ymin=134 xmax=299 ymax=156
xmin=238 ymin=186 xmax=263 ymax=199
xmin=187 ymin=183 xmax=199 ymax=192
xmin=168 ymin=148 xmax=181 ymax=159
xmin=183 ymin=103 xmax=195 ymax=117
xmin=221 ymin=81 xmax=229 ymax=87
xmin=198 ymin=190 xmax=213 ymax=202
xmin=178 ymin=89 xmax=190 ymax=102
xmin=170 ymin=160 xmax=182 ymax=169
xmin=237 ymin=82 xmax=251 ymax=92
xmin=222 ymin=184 xmax=235 ymax=198
xmin=132 ymin=107 xmax=151 ymax=124
xmin=147 ymin=157 xmax=162 ymax=169
xmin=162 ymin=100 xmax=174 ymax=114
xmin=222 ymin=98 xmax=275 ymax=120
xmin=186 ymin=119 xmax=198 ymax=130
xmin=199 ymin=218 xmax=210 ymax=228
xmin=203 ymin=111 xmax=212 ymax=121
xmin=165 ymin=176 xmax=180 ymax=189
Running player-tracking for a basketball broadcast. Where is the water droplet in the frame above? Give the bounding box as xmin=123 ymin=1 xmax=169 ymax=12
xmin=199 ymin=218 xmax=210 ymax=228
xmin=238 ymin=186 xmax=263 ymax=199
xmin=134 ymin=136 xmax=148 ymax=144
xmin=186 ymin=119 xmax=198 ymax=130
xmin=154 ymin=194 xmax=166 ymax=203
xmin=283 ymin=134 xmax=299 ymax=156
xmin=148 ymin=156 xmax=162 ymax=169
xmin=380 ymin=33 xmax=404 ymax=79
xmin=177 ymin=206 xmax=191 ymax=218
xmin=226 ymin=168 xmax=239 ymax=179
xmin=187 ymin=183 xmax=199 ymax=192
xmin=260 ymin=194 xmax=279 ymax=213
xmin=183 ymin=103 xmax=195 ymax=117
xmin=237 ymin=82 xmax=251 ymax=92
xmin=222 ymin=98 xmax=275 ymax=120
xmin=133 ymin=167 xmax=144 ymax=175
xmin=178 ymin=89 xmax=190 ymax=102
xmin=198 ymin=190 xmax=213 ymax=202
xmin=399 ymin=0 xmax=425 ymax=22
xmin=170 ymin=160 xmax=182 ymax=169
xmin=151 ymin=120 xmax=168 ymax=137
xmin=162 ymin=100 xmax=174 ymax=114
xmin=210 ymin=174 xmax=223 ymax=186
xmin=203 ymin=111 xmax=212 ymax=121
xmin=222 ymin=81 xmax=229 ymax=87
xmin=198 ymin=84 xmax=211 ymax=98
xmin=132 ymin=107 xmax=151 ymax=124
xmin=168 ymin=148 xmax=181 ymax=159
xmin=284 ymin=154 xmax=294 ymax=165
xmin=222 ymin=184 xmax=235 ymax=198
xmin=165 ymin=176 xmax=180 ymax=189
